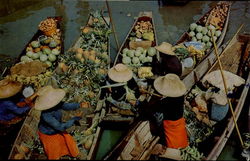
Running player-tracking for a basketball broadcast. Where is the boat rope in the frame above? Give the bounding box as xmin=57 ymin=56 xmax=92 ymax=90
xmin=105 ymin=0 xmax=120 ymax=51
xmin=210 ymin=28 xmax=245 ymax=148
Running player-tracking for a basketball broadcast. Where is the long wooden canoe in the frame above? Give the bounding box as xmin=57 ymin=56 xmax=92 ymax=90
xmin=204 ymin=34 xmax=250 ymax=160
xmin=101 ymin=11 xmax=159 ymax=126
xmin=103 ymin=30 xmax=250 ymax=160
xmin=177 ymin=1 xmax=231 ymax=79
xmin=8 ymin=12 xmax=111 ymax=160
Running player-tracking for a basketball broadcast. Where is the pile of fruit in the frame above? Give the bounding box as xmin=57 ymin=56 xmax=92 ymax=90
xmin=129 ymin=20 xmax=154 ymax=42
xmin=20 ymin=18 xmax=62 ymax=68
xmin=203 ymin=2 xmax=230 ymax=30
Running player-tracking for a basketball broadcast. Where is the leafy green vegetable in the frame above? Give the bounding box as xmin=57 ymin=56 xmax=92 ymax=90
xmin=40 ymin=54 xmax=48 ymax=62
xmin=190 ymin=23 xmax=197 ymax=31
xmin=174 ymin=47 xmax=189 ymax=61
xmin=122 ymin=56 xmax=131 ymax=64
xmin=31 ymin=41 xmax=40 ymax=48
xmin=196 ymin=33 xmax=203 ymax=40
xmin=196 ymin=25 xmax=203 ymax=33
xmin=147 ymin=47 xmax=157 ymax=56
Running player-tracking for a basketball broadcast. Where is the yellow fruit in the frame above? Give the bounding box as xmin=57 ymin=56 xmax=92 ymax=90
xmin=75 ymin=53 xmax=82 ymax=60
xmin=14 ymin=153 xmax=25 ymax=159
xmin=88 ymin=55 xmax=96 ymax=61
xmin=83 ymin=51 xmax=89 ymax=59
xmin=84 ymin=135 xmax=94 ymax=150
xmin=76 ymin=48 xmax=84 ymax=55
xmin=20 ymin=144 xmax=30 ymax=154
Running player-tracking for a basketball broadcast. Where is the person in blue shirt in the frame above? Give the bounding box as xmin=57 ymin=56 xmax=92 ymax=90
xmin=34 ymin=85 xmax=83 ymax=159
xmin=38 ymin=102 xmax=82 ymax=135
xmin=0 ymin=79 xmax=33 ymax=124
xmin=0 ymin=97 xmax=30 ymax=122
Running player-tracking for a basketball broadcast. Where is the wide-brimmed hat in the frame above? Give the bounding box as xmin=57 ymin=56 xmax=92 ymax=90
xmin=0 ymin=78 xmax=23 ymax=99
xmin=154 ymin=73 xmax=186 ymax=97
xmin=34 ymin=85 xmax=65 ymax=111
xmin=155 ymin=42 xmax=175 ymax=56
xmin=202 ymin=70 xmax=245 ymax=90
xmin=108 ymin=63 xmax=133 ymax=83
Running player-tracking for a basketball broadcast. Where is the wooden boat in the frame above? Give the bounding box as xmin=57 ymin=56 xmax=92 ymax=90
xmin=8 ymin=12 xmax=111 ymax=160
xmin=176 ymin=1 xmax=231 ymax=79
xmin=0 ymin=16 xmax=63 ymax=126
xmin=113 ymin=11 xmax=159 ymax=65
xmin=100 ymin=3 xmax=231 ymax=159
xmin=0 ymin=16 xmax=63 ymax=161
xmin=104 ymin=33 xmax=250 ymax=160
xmin=100 ymin=11 xmax=159 ymax=126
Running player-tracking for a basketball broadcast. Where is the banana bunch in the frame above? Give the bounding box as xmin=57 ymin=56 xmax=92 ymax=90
xmin=6 ymin=71 xmax=52 ymax=89
xmin=180 ymin=146 xmax=204 ymax=160
xmin=187 ymin=46 xmax=204 ymax=60
xmin=138 ymin=67 xmax=153 ymax=79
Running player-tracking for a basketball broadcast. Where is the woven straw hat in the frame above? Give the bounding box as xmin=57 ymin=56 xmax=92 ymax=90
xmin=154 ymin=74 xmax=186 ymax=97
xmin=108 ymin=63 xmax=133 ymax=83
xmin=34 ymin=85 xmax=65 ymax=111
xmin=202 ymin=70 xmax=245 ymax=90
xmin=155 ymin=42 xmax=175 ymax=56
xmin=0 ymin=78 xmax=23 ymax=99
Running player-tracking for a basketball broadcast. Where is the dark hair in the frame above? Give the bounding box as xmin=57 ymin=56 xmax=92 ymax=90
xmin=153 ymin=52 xmax=182 ymax=76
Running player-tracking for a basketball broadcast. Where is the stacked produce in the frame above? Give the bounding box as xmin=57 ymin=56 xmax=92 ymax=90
xmin=122 ymin=47 xmax=156 ymax=65
xmin=188 ymin=23 xmax=221 ymax=50
xmin=203 ymin=2 xmax=230 ymax=30
xmin=20 ymin=18 xmax=62 ymax=69
xmin=130 ymin=20 xmax=154 ymax=41
xmin=52 ymin=11 xmax=111 ymax=158
xmin=5 ymin=61 xmax=52 ymax=89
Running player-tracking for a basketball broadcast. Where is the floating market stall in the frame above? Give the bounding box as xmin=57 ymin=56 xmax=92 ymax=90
xmin=100 ymin=11 xmax=159 ymax=127
xmin=0 ymin=16 xmax=63 ymax=127
xmin=104 ymin=33 xmax=250 ymax=160
xmin=8 ymin=11 xmax=111 ymax=160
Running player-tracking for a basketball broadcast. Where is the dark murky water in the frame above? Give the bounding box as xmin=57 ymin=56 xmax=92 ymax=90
xmin=0 ymin=0 xmax=249 ymax=160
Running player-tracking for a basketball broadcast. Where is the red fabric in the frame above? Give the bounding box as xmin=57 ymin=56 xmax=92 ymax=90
xmin=38 ymin=131 xmax=79 ymax=160
xmin=163 ymin=117 xmax=189 ymax=148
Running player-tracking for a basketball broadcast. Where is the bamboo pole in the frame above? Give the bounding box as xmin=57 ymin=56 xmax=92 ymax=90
xmin=207 ymin=24 xmax=244 ymax=74
xmin=210 ymin=29 xmax=245 ymax=148
xmin=105 ymin=0 xmax=120 ymax=51
xmin=139 ymin=88 xmax=163 ymax=98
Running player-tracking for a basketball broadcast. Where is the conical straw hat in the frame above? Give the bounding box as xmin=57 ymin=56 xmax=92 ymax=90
xmin=202 ymin=70 xmax=245 ymax=90
xmin=0 ymin=78 xmax=23 ymax=99
xmin=154 ymin=74 xmax=186 ymax=97
xmin=108 ymin=63 xmax=133 ymax=83
xmin=34 ymin=85 xmax=65 ymax=111
xmin=155 ymin=42 xmax=175 ymax=56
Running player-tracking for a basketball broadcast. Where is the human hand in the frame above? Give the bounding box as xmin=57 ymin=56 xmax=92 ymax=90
xmin=80 ymin=102 xmax=90 ymax=108
xmin=75 ymin=111 xmax=83 ymax=118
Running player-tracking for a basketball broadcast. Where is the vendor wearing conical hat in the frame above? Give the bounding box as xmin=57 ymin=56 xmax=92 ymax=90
xmin=0 ymin=78 xmax=32 ymax=124
xmin=153 ymin=42 xmax=182 ymax=76
xmin=105 ymin=63 xmax=138 ymax=106
xmin=139 ymin=74 xmax=188 ymax=149
xmin=108 ymin=63 xmax=133 ymax=83
xmin=35 ymin=85 xmax=84 ymax=160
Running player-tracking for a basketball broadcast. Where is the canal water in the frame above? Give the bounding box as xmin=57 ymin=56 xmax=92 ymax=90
xmin=0 ymin=0 xmax=250 ymax=160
